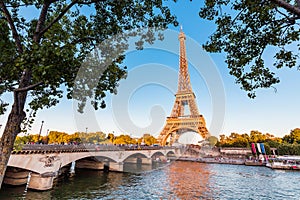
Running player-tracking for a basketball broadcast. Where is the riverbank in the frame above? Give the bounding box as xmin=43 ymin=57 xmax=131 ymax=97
xmin=177 ymin=155 xmax=300 ymax=171
xmin=177 ymin=156 xmax=246 ymax=165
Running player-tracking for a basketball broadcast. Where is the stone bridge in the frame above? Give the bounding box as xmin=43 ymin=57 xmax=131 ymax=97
xmin=5 ymin=144 xmax=183 ymax=190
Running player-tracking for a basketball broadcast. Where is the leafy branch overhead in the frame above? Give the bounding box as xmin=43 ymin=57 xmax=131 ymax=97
xmin=200 ymin=0 xmax=300 ymax=98
xmin=0 ymin=0 xmax=178 ymax=114
xmin=0 ymin=0 xmax=178 ymax=187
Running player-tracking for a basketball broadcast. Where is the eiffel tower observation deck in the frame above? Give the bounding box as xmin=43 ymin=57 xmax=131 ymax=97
xmin=157 ymin=28 xmax=209 ymax=146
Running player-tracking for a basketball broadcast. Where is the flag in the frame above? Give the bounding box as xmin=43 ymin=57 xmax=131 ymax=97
xmin=260 ymin=143 xmax=266 ymax=154
xmin=257 ymin=143 xmax=262 ymax=154
xmin=251 ymin=143 xmax=256 ymax=154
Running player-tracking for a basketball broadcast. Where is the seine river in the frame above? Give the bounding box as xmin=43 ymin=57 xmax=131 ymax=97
xmin=1 ymin=161 xmax=300 ymax=199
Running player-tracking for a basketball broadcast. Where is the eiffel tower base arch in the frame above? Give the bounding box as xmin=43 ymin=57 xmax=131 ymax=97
xmin=157 ymin=116 xmax=209 ymax=146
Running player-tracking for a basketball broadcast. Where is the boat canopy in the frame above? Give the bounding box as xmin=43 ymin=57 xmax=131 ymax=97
xmin=269 ymin=156 xmax=300 ymax=161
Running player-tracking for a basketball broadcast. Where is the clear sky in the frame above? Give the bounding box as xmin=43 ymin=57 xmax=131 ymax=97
xmin=1 ymin=1 xmax=300 ymax=139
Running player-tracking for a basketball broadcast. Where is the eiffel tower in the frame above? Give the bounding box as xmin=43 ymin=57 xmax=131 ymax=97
xmin=157 ymin=28 xmax=209 ymax=146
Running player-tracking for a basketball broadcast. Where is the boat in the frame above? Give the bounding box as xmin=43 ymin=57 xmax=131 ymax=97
xmin=244 ymin=160 xmax=266 ymax=166
xmin=266 ymin=156 xmax=300 ymax=170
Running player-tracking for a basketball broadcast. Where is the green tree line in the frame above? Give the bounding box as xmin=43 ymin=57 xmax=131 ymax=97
xmin=218 ymin=128 xmax=300 ymax=155
xmin=14 ymin=131 xmax=157 ymax=146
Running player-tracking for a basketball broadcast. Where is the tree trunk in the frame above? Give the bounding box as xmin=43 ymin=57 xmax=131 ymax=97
xmin=271 ymin=0 xmax=300 ymax=17
xmin=0 ymin=92 xmax=27 ymax=188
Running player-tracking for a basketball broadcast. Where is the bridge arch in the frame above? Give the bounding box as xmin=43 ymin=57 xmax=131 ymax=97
xmin=123 ymin=152 xmax=148 ymax=162
xmin=59 ymin=152 xmax=118 ymax=170
xmin=93 ymin=156 xmax=118 ymax=162
xmin=166 ymin=150 xmax=176 ymax=157
xmin=151 ymin=151 xmax=165 ymax=158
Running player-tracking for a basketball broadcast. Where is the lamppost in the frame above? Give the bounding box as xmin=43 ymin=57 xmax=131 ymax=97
xmin=37 ymin=121 xmax=44 ymax=144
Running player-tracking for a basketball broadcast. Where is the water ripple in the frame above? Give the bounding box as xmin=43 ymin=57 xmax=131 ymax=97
xmin=1 ymin=162 xmax=300 ymax=199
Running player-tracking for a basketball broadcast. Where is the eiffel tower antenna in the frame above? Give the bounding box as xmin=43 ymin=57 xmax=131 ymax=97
xmin=157 ymin=29 xmax=209 ymax=146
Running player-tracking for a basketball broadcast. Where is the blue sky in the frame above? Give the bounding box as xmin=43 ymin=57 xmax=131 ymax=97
xmin=1 ymin=1 xmax=300 ymax=139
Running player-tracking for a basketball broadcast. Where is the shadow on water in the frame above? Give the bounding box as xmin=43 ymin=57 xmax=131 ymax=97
xmin=0 ymin=162 xmax=169 ymax=200
xmin=123 ymin=161 xmax=169 ymax=173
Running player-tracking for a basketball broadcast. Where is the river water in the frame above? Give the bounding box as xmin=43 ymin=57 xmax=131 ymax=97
xmin=1 ymin=161 xmax=300 ymax=199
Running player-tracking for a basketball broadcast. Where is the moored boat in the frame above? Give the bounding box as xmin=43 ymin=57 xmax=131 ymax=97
xmin=266 ymin=156 xmax=300 ymax=170
xmin=244 ymin=160 xmax=266 ymax=166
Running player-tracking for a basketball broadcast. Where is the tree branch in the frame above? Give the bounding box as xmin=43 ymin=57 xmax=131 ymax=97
xmin=34 ymin=1 xmax=51 ymax=43
xmin=68 ymin=36 xmax=97 ymax=46
xmin=232 ymin=8 xmax=247 ymax=24
xmin=270 ymin=0 xmax=300 ymax=17
xmin=275 ymin=6 xmax=290 ymax=19
xmin=76 ymin=0 xmax=99 ymax=5
xmin=38 ymin=0 xmax=78 ymax=38
xmin=0 ymin=1 xmax=23 ymax=54
xmin=14 ymin=81 xmax=43 ymax=92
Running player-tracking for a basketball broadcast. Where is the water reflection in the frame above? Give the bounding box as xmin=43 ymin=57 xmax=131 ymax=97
xmin=51 ymin=170 xmax=127 ymax=199
xmin=123 ymin=162 xmax=167 ymax=173
xmin=166 ymin=161 xmax=212 ymax=199
xmin=1 ymin=162 xmax=300 ymax=199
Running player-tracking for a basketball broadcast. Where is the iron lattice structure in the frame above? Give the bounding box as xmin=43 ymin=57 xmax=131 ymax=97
xmin=157 ymin=29 xmax=209 ymax=146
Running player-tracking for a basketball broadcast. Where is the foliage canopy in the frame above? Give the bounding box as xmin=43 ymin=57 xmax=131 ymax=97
xmin=0 ymin=0 xmax=178 ymax=187
xmin=200 ymin=0 xmax=300 ymax=98
xmin=0 ymin=0 xmax=178 ymax=115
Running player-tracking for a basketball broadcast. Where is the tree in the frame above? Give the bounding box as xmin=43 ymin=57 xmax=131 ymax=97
xmin=207 ymin=136 xmax=218 ymax=146
xmin=218 ymin=131 xmax=281 ymax=147
xmin=77 ymin=131 xmax=107 ymax=144
xmin=199 ymin=0 xmax=300 ymax=98
xmin=249 ymin=130 xmax=266 ymax=143
xmin=219 ymin=134 xmax=226 ymax=145
xmin=282 ymin=128 xmax=300 ymax=144
xmin=47 ymin=131 xmax=68 ymax=144
xmin=107 ymin=133 xmax=115 ymax=144
xmin=0 ymin=0 xmax=178 ymax=187
xmin=143 ymin=134 xmax=157 ymax=146
xmin=266 ymin=139 xmax=281 ymax=148
xmin=113 ymin=134 xmax=136 ymax=145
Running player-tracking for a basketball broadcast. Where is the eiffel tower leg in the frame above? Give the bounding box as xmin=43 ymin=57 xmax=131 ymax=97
xmin=172 ymin=132 xmax=180 ymax=144
xmin=157 ymin=122 xmax=174 ymax=146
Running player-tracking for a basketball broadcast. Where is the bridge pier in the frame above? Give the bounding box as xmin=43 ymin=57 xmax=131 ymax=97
xmin=108 ymin=162 xmax=124 ymax=172
xmin=3 ymin=168 xmax=30 ymax=186
xmin=140 ymin=158 xmax=152 ymax=165
xmin=28 ymin=172 xmax=56 ymax=191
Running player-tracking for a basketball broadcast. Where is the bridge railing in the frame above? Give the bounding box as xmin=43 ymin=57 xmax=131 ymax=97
xmin=12 ymin=144 xmax=178 ymax=154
